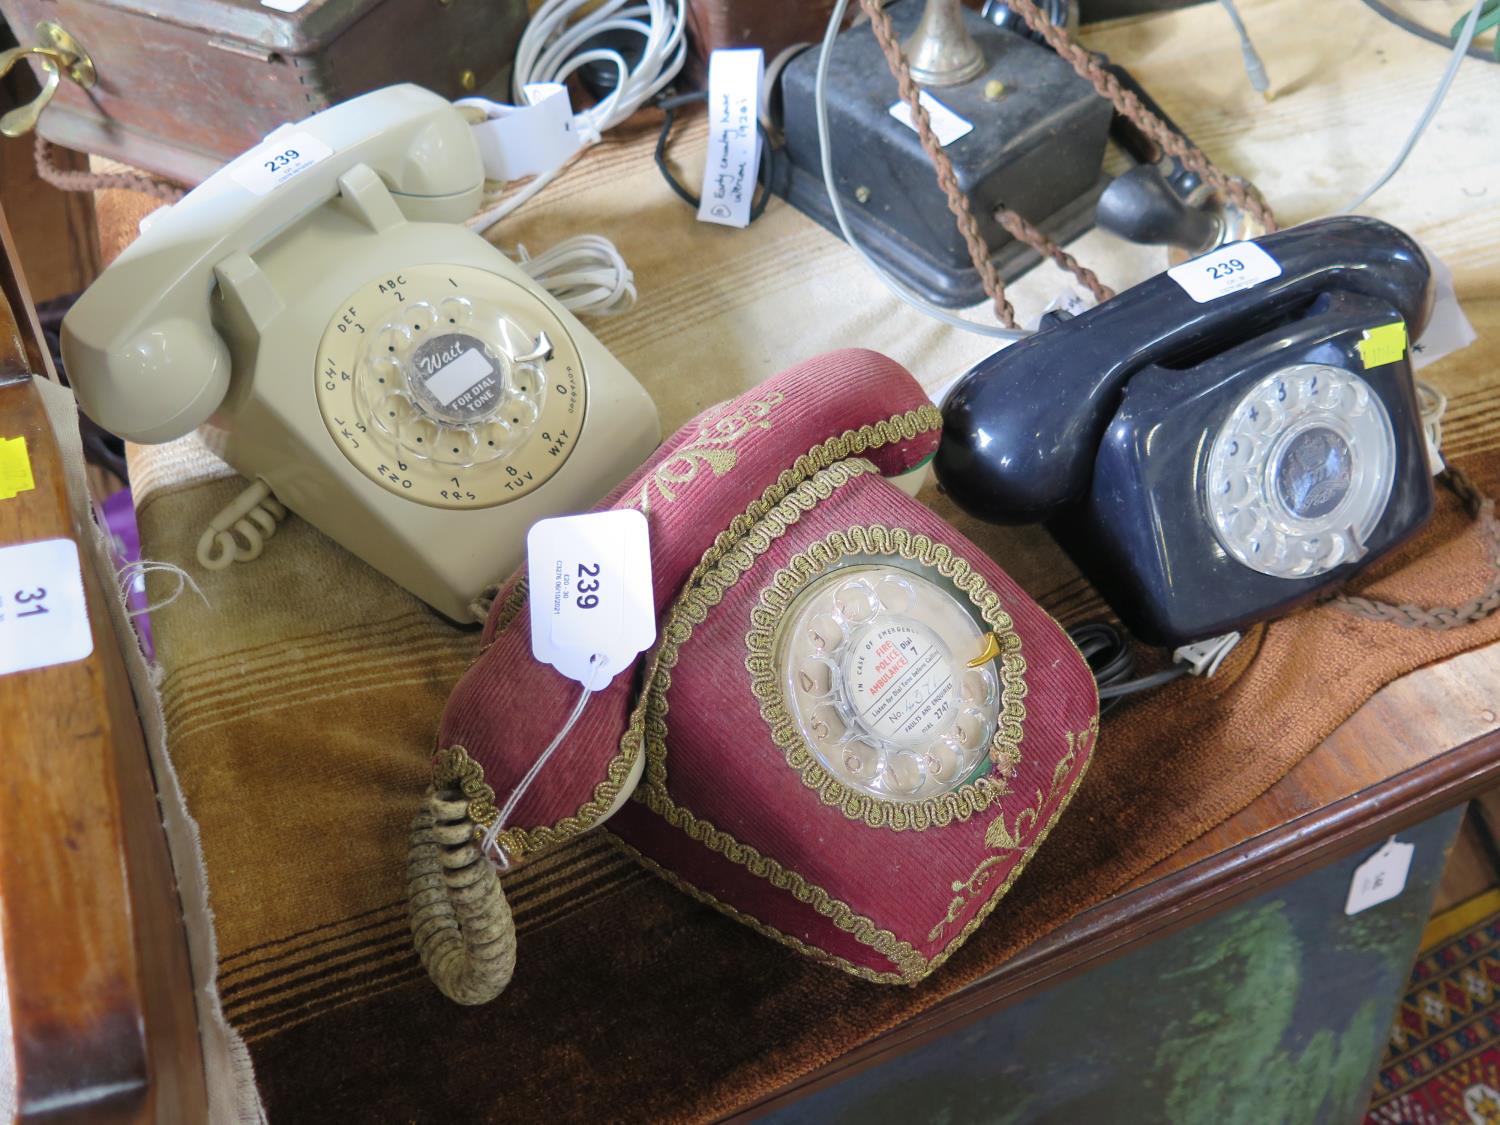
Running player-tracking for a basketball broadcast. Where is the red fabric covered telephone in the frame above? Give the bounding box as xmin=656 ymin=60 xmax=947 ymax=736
xmin=407 ymin=349 xmax=1099 ymax=1003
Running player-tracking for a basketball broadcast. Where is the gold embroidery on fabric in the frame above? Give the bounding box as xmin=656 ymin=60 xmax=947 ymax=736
xmin=639 ymin=461 xmax=878 ymax=795
xmin=682 ymin=403 xmax=945 ymax=588
xmin=616 ymin=443 xmax=1092 ymax=980
xmin=606 ymin=833 xmax=911 ymax=984
xmin=925 ymin=715 xmax=1101 ymax=943
xmin=631 ymin=391 xmax=786 ymax=514
xmin=745 ymin=527 xmax=1029 ymax=831
xmin=627 ymin=462 xmax=939 ymax=980
xmin=491 ymin=578 xmax=529 ymax=635
xmin=436 ymin=400 xmax=945 ymax=862
xmin=635 ymin=797 xmax=929 ymax=980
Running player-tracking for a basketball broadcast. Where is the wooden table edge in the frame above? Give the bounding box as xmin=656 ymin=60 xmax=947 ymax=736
xmin=728 ymin=726 xmax=1500 ymax=1121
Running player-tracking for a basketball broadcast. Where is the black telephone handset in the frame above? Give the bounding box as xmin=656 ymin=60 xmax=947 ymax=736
xmin=935 ymin=216 xmax=1436 ymax=645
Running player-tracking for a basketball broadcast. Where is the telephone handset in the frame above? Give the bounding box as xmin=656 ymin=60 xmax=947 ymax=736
xmin=935 ymin=216 xmax=1436 ymax=645
xmin=62 ymin=84 xmax=660 ymax=621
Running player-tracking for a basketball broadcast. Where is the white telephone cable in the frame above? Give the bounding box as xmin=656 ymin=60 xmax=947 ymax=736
xmin=1338 ymin=0 xmax=1485 ymax=214
xmin=514 ymin=234 xmax=638 ymax=316
xmin=469 ymin=0 xmax=688 ymax=233
xmin=196 ymin=479 xmax=288 ymax=571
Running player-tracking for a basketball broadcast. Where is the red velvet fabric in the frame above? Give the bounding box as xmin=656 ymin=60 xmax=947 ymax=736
xmin=442 ymin=350 xmax=938 ymax=845
xmin=437 ymin=348 xmax=1098 ymax=979
xmin=610 ymin=468 xmax=1099 ymax=977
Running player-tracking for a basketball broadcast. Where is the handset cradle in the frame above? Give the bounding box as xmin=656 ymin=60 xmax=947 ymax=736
xmin=62 ymin=84 xmax=661 ymax=622
xmin=934 ymin=216 xmax=1436 ymax=644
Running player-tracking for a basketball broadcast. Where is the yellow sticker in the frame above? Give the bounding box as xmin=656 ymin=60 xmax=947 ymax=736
xmin=1357 ymin=321 xmax=1408 ymax=369
xmin=0 ymin=436 xmax=35 ymax=501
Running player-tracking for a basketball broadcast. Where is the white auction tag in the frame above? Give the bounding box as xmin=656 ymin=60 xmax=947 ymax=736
xmin=459 ymin=84 xmax=582 ymax=183
xmin=1345 ymin=837 xmax=1414 ymax=915
xmin=527 ymin=511 xmax=655 ymax=685
xmin=231 ymin=131 xmax=334 ymax=196
xmin=1412 ymin=242 xmax=1477 ymax=371
xmin=1168 ymin=241 xmax=1282 ymax=303
xmin=0 ymin=538 xmax=93 ymax=677
xmin=698 ymin=48 xmax=764 ymax=228
xmin=888 ymin=91 xmax=974 ymax=147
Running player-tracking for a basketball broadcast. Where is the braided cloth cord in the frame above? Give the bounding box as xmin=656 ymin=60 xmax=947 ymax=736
xmin=1335 ymin=467 xmax=1500 ymax=629
xmin=856 ymin=0 xmax=1280 ymax=326
xmin=1002 ymin=0 xmax=1277 ymax=233
xmin=859 ymin=3 xmax=1500 ymax=627
xmin=35 ymin=135 xmax=186 ymax=203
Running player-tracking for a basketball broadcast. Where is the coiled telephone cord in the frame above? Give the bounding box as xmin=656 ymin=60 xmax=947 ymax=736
xmin=196 ymin=479 xmax=288 ymax=571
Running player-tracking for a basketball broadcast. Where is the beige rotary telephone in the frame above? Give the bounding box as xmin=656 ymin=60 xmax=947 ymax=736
xmin=61 ymin=84 xmax=660 ymax=621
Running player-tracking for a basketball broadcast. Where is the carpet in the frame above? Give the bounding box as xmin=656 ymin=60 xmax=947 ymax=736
xmin=1366 ymin=891 xmax=1500 ymax=1125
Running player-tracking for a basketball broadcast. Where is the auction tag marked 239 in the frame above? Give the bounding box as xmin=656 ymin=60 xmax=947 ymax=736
xmin=527 ymin=510 xmax=655 ymax=686
xmin=1168 ymin=241 xmax=1282 ymax=303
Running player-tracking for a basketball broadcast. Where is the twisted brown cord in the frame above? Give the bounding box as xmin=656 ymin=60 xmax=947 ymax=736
xmin=1334 ymin=466 xmax=1500 ymax=629
xmin=35 ymin=136 xmax=186 ymax=203
xmin=408 ymin=785 xmax=517 ymax=1005
xmin=858 ymin=0 xmax=1019 ymax=327
xmin=995 ymin=208 xmax=1112 ymax=303
xmin=1003 ymin=0 xmax=1277 ymax=234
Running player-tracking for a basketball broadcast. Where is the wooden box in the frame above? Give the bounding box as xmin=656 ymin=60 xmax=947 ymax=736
xmin=0 ymin=0 xmax=527 ymax=185
xmin=685 ymin=0 xmax=838 ymax=82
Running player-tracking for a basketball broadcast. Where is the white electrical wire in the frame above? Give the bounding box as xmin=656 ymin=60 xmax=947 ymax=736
xmin=1339 ymin=0 xmax=1485 ymax=214
xmin=816 ymin=0 xmax=1028 ymax=340
xmin=117 ymin=559 xmax=211 ymax=617
xmin=515 ymin=234 xmax=638 ymax=316
xmin=468 ymin=0 xmax=688 ymax=234
xmin=1216 ymin=0 xmax=1270 ymax=97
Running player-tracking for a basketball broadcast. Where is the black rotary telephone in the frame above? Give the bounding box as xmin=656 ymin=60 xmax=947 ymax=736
xmin=934 ymin=216 xmax=1436 ymax=646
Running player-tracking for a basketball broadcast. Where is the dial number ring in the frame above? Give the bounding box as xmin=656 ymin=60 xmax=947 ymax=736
xmin=314 ymin=264 xmax=585 ymax=510
xmin=1205 ymin=363 xmax=1396 ymax=579
xmin=774 ymin=563 xmax=1000 ymax=803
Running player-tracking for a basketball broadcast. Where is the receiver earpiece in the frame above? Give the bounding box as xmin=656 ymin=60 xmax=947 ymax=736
xmin=68 ymin=315 xmax=230 ymax=444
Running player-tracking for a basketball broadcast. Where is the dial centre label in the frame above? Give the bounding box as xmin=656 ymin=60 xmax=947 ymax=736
xmin=843 ymin=618 xmax=956 ymax=747
xmin=412 ymin=332 xmax=501 ymax=419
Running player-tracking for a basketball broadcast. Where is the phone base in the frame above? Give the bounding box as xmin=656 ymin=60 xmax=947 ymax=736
xmin=779 ymin=159 xmax=1106 ymax=309
xmin=776 ymin=0 xmax=1113 ymax=309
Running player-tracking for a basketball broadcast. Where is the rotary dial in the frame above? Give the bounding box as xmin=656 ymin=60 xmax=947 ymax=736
xmin=314 ymin=264 xmax=585 ymax=510
xmin=775 ymin=564 xmax=1000 ymax=803
xmin=1205 ymin=363 xmax=1396 ymax=580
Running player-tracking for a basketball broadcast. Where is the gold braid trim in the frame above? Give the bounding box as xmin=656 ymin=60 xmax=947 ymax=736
xmin=608 ymin=820 xmax=925 ymax=983
xmin=683 ymin=403 xmax=945 ymax=598
xmin=923 ymin=715 xmax=1100 ymax=962
xmin=746 ymin=526 xmax=1029 ymax=830
xmin=436 ymin=399 xmax=944 ymax=858
xmin=605 ymin=832 xmax=911 ymax=984
xmin=432 ymin=745 xmax=499 ymax=832
xmin=628 ymin=462 xmax=941 ymax=979
xmin=641 ymin=461 xmax=880 ymax=793
xmin=489 ymin=578 xmax=529 ymax=638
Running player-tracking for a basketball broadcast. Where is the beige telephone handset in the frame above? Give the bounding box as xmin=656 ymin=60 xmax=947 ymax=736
xmin=62 ymin=84 xmax=660 ymax=621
